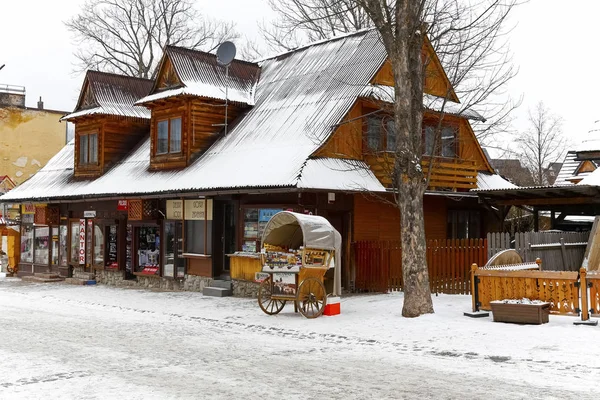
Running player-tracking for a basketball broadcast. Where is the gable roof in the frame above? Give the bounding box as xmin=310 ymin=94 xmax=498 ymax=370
xmin=137 ymin=45 xmax=260 ymax=106
xmin=62 ymin=71 xmax=153 ymax=121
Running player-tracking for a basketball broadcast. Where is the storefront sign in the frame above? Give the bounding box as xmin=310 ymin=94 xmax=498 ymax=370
xmin=79 ymin=219 xmax=86 ymax=265
xmin=166 ymin=199 xmax=183 ymax=219
xmin=21 ymin=203 xmax=35 ymax=214
xmin=184 ymin=199 xmax=213 ymax=221
xmin=83 ymin=210 xmax=96 ymax=218
xmin=117 ymin=200 xmax=128 ymax=211
xmin=259 ymin=209 xmax=281 ymax=222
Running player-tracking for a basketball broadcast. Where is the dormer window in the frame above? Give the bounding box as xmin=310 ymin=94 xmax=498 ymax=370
xmin=157 ymin=117 xmax=182 ymax=154
xmin=79 ymin=132 xmax=99 ymax=165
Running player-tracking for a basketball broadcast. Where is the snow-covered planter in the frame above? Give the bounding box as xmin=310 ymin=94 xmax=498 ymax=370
xmin=490 ymin=298 xmax=550 ymax=325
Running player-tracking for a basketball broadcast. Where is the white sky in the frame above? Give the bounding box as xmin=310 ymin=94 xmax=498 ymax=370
xmin=0 ymin=0 xmax=597 ymax=155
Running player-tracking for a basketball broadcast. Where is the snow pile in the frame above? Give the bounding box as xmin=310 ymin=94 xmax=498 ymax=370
xmin=491 ymin=298 xmax=549 ymax=305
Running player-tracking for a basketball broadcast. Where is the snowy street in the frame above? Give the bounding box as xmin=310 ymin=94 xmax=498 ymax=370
xmin=0 ymin=278 xmax=598 ymax=399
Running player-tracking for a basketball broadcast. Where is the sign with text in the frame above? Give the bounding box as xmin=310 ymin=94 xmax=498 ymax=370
xmin=184 ymin=199 xmax=213 ymax=221
xmin=83 ymin=210 xmax=96 ymax=218
xmin=117 ymin=200 xmax=128 ymax=211
xmin=79 ymin=219 xmax=86 ymax=265
xmin=21 ymin=203 xmax=35 ymax=214
xmin=259 ymin=209 xmax=281 ymax=222
xmin=166 ymin=199 xmax=183 ymax=220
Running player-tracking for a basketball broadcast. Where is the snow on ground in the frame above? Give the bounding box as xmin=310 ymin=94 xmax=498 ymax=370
xmin=0 ymin=277 xmax=598 ymax=399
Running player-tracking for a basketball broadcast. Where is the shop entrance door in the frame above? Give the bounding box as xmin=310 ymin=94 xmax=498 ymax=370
xmin=213 ymin=201 xmax=236 ymax=278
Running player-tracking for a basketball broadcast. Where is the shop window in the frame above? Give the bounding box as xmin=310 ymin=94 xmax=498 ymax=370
xmin=423 ymin=125 xmax=457 ymax=158
xmin=105 ymin=225 xmax=118 ymax=269
xmin=243 ymin=208 xmax=282 ymax=252
xmin=156 ymin=117 xmax=182 ymax=155
xmin=59 ymin=225 xmax=68 ymax=267
xmin=70 ymin=221 xmax=80 ymax=264
xmin=51 ymin=227 xmax=59 ymax=266
xmin=136 ymin=226 xmax=160 ymax=275
xmin=34 ymin=226 xmax=49 ymax=265
xmin=126 ymin=224 xmax=133 ymax=274
xmin=185 ymin=220 xmax=211 ymax=254
xmin=93 ymin=224 xmax=104 ymax=265
xmin=447 ymin=210 xmax=481 ymax=239
xmin=79 ymin=132 xmax=98 ymax=165
xmin=364 ymin=116 xmax=396 ymax=153
xmin=21 ymin=225 xmax=34 ymax=263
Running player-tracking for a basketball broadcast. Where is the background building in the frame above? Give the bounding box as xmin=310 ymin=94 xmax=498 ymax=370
xmin=0 ymin=84 xmax=69 ymax=185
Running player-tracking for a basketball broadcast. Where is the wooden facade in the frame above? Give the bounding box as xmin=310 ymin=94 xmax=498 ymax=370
xmin=144 ymin=97 xmax=245 ymax=171
xmin=73 ymin=116 xmax=149 ymax=178
xmin=316 ymin=99 xmax=491 ymax=191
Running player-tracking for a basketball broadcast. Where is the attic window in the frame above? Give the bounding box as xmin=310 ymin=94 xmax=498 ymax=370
xmin=157 ymin=117 xmax=182 ymax=155
xmin=79 ymin=132 xmax=98 ymax=165
xmin=364 ymin=116 xmax=396 ymax=153
xmin=423 ymin=125 xmax=457 ymax=158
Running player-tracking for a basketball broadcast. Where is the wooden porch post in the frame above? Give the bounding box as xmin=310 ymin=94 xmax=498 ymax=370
xmin=533 ymin=208 xmax=539 ymax=232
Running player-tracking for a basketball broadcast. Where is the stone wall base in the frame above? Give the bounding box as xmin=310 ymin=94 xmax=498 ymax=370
xmin=82 ymin=269 xmax=260 ymax=297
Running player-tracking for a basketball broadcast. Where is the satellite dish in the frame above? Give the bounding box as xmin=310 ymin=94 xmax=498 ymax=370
xmin=216 ymin=41 xmax=236 ymax=67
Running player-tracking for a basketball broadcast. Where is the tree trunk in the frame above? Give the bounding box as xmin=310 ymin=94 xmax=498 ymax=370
xmin=389 ymin=7 xmax=434 ymax=318
xmin=399 ymin=177 xmax=433 ymax=316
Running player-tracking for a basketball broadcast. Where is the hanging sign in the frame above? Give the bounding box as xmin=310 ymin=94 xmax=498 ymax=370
xmin=184 ymin=199 xmax=213 ymax=221
xmin=166 ymin=200 xmax=183 ymax=219
xmin=21 ymin=203 xmax=35 ymax=214
xmin=83 ymin=210 xmax=96 ymax=218
xmin=79 ymin=219 xmax=86 ymax=265
xmin=117 ymin=200 xmax=128 ymax=211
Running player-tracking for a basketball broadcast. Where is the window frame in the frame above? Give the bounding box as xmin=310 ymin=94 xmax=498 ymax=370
xmin=78 ymin=131 xmax=99 ymax=166
xmin=422 ymin=122 xmax=458 ymax=158
xmin=155 ymin=116 xmax=182 ymax=155
xmin=363 ymin=114 xmax=396 ymax=154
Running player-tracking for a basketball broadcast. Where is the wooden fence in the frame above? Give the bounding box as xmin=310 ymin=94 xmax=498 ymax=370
xmin=588 ymin=271 xmax=600 ymax=317
xmin=354 ymin=239 xmax=487 ymax=294
xmin=471 ymin=266 xmax=581 ymax=316
xmin=487 ymin=231 xmax=589 ymax=271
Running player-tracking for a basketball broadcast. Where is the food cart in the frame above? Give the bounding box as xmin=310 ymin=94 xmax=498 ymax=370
xmin=257 ymin=211 xmax=341 ymax=318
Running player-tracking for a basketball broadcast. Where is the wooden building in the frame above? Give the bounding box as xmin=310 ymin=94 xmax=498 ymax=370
xmin=0 ymin=30 xmax=508 ymax=293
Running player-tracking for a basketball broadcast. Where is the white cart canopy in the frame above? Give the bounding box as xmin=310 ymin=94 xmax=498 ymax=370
xmin=261 ymin=211 xmax=342 ymax=296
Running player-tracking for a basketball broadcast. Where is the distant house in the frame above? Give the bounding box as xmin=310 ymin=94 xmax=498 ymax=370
xmin=1 ymin=30 xmax=512 ymax=291
xmin=0 ymin=85 xmax=69 ymax=185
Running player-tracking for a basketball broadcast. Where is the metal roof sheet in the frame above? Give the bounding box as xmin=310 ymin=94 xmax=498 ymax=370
xmin=136 ymin=46 xmax=260 ymax=106
xmin=475 ymin=172 xmax=517 ymax=191
xmin=63 ymin=71 xmax=153 ymax=120
xmin=1 ymin=30 xmax=389 ymax=202
xmin=361 ymin=85 xmax=486 ymax=122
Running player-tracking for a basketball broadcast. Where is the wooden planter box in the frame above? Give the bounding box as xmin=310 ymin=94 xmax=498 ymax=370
xmin=490 ymin=301 xmax=550 ymax=325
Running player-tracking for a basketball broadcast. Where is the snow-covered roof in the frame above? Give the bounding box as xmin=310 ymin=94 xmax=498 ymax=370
xmin=297 ymin=158 xmax=385 ymax=192
xmin=361 ymin=85 xmax=486 ymax=122
xmin=475 ymin=172 xmax=517 ymax=190
xmin=136 ymin=46 xmax=260 ymax=106
xmin=62 ymin=71 xmax=153 ymax=121
xmin=1 ymin=30 xmax=390 ymax=202
xmin=554 ymin=151 xmax=592 ymax=185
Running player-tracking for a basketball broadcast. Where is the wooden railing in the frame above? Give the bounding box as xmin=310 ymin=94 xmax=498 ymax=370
xmin=471 ymin=266 xmax=581 ymax=315
xmin=354 ymin=239 xmax=487 ymax=294
xmin=364 ymin=154 xmax=478 ymax=190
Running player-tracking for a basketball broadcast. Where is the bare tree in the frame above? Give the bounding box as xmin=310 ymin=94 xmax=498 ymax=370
xmin=353 ymin=0 xmax=433 ymax=317
xmin=65 ymin=0 xmax=238 ymax=78
xmin=518 ymin=101 xmax=566 ymax=186
xmin=260 ymin=0 xmax=519 ymax=142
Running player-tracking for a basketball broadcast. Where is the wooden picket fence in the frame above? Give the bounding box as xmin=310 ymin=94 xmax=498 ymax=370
xmin=353 ymin=239 xmax=487 ymax=294
xmin=487 ymin=231 xmax=589 ymax=271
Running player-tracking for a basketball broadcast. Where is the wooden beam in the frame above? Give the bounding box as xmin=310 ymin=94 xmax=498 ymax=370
xmin=498 ymin=196 xmax=600 ymax=206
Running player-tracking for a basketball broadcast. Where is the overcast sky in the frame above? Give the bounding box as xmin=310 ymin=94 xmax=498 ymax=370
xmin=0 ymin=0 xmax=596 ymax=157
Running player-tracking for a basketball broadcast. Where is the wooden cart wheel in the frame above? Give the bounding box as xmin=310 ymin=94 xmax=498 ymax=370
xmin=297 ymin=277 xmax=327 ymax=319
xmin=258 ymin=277 xmax=287 ymax=315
